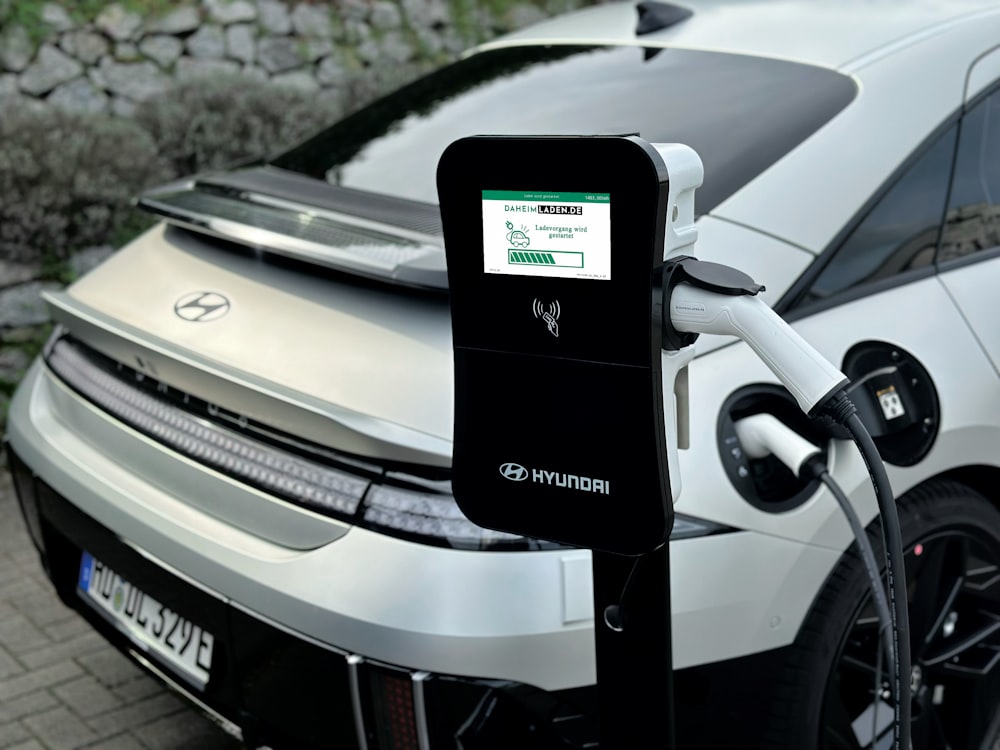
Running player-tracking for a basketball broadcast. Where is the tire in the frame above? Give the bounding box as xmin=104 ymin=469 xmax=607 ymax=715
xmin=764 ymin=479 xmax=1000 ymax=750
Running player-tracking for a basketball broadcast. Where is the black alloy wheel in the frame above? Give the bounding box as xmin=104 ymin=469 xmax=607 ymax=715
xmin=765 ymin=480 xmax=1000 ymax=750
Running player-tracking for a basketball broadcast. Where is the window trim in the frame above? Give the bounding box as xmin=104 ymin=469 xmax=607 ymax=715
xmin=935 ymin=81 xmax=1000 ymax=273
xmin=937 ymin=243 xmax=1000 ymax=275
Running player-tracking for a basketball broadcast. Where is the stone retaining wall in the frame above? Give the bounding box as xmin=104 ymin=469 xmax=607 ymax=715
xmin=0 ymin=0 xmax=605 ymax=421
xmin=0 ymin=0 xmax=594 ymax=117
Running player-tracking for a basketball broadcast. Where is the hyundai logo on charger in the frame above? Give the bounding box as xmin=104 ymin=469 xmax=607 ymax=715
xmin=500 ymin=462 xmax=611 ymax=494
xmin=499 ymin=463 xmax=528 ymax=481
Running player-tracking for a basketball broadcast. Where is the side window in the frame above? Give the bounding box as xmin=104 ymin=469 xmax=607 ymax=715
xmin=802 ymin=125 xmax=956 ymax=306
xmin=939 ymin=89 xmax=1000 ymax=263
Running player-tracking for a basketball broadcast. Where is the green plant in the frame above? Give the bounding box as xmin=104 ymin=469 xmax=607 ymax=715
xmin=0 ymin=1 xmax=47 ymax=47
xmin=446 ymin=0 xmax=478 ymax=43
xmin=0 ymin=0 xmax=179 ymax=45
xmin=108 ymin=207 xmax=157 ymax=250
xmin=0 ymin=106 xmax=169 ymax=265
xmin=57 ymin=0 xmax=178 ymax=25
xmin=133 ymin=74 xmax=345 ymax=177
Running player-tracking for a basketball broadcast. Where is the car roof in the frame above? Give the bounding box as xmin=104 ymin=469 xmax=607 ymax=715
xmin=486 ymin=0 xmax=1000 ymax=72
xmin=481 ymin=0 xmax=1000 ymax=253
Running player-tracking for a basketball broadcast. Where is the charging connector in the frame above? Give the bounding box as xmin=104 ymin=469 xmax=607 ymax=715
xmin=733 ymin=413 xmax=822 ymax=480
xmin=663 ymin=257 xmax=848 ymax=415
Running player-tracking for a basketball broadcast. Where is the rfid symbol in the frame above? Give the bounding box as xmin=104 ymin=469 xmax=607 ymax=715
xmin=533 ymin=299 xmax=561 ymax=338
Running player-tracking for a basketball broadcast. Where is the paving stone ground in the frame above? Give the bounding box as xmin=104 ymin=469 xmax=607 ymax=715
xmin=0 ymin=467 xmax=243 ymax=750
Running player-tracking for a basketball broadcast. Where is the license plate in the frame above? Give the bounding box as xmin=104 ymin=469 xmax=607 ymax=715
xmin=78 ymin=551 xmax=214 ymax=688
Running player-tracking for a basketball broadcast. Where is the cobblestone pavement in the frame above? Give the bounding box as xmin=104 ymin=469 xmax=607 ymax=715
xmin=0 ymin=467 xmax=243 ymax=750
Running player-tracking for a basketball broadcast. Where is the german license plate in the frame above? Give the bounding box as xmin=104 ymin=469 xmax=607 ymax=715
xmin=78 ymin=551 xmax=214 ymax=688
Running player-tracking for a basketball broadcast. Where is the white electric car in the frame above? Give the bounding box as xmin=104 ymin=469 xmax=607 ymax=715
xmin=7 ymin=1 xmax=1000 ymax=748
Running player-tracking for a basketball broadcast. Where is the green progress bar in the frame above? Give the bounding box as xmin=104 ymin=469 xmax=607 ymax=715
xmin=507 ymin=250 xmax=584 ymax=268
xmin=509 ymin=251 xmax=555 ymax=265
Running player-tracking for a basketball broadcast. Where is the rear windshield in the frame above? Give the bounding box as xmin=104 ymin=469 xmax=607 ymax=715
xmin=273 ymin=45 xmax=856 ymax=214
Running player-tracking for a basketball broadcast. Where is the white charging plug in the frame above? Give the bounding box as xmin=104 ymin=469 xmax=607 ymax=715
xmin=668 ymin=286 xmax=848 ymax=416
xmin=733 ymin=413 xmax=823 ymax=479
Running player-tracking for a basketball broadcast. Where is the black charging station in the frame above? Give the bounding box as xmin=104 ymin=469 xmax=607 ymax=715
xmin=438 ymin=135 xmax=699 ymax=749
xmin=437 ymin=134 xmax=912 ymax=750
xmin=437 ymin=135 xmax=675 ymax=556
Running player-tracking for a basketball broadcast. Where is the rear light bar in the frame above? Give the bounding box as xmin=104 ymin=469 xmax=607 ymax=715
xmin=46 ymin=337 xmax=368 ymax=517
xmin=44 ymin=335 xmax=733 ymax=551
xmin=43 ymin=336 xmax=550 ymax=551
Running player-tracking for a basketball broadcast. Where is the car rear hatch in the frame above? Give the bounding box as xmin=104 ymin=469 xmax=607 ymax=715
xmin=40 ymin=186 xmax=490 ymax=551
xmin=47 ymin=178 xmax=455 ymax=468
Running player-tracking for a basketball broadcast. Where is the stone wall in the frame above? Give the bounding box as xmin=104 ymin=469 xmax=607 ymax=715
xmin=0 ymin=0 xmax=604 ymax=422
xmin=0 ymin=0 xmax=588 ymax=117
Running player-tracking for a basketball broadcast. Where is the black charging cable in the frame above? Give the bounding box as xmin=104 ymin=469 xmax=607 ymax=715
xmin=604 ymin=556 xmax=643 ymax=632
xmin=801 ymin=459 xmax=895 ymax=680
xmin=820 ymin=391 xmax=911 ymax=750
xmin=736 ymin=400 xmax=909 ymax=749
xmin=801 ymin=457 xmax=896 ymax=748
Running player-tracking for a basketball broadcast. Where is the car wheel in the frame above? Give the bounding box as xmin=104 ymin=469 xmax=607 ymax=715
xmin=765 ymin=479 xmax=1000 ymax=750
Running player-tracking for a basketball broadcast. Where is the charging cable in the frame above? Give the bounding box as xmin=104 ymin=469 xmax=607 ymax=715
xmin=663 ymin=257 xmax=910 ymax=750
xmin=734 ymin=415 xmax=895 ymax=671
xmin=733 ymin=413 xmax=901 ymax=749
xmin=821 ymin=393 xmax=910 ymax=750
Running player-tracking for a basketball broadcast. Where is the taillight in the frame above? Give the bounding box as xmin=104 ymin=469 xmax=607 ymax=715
xmin=369 ymin=667 xmax=422 ymax=750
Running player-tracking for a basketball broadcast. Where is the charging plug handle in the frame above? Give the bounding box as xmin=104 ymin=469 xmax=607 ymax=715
xmin=663 ymin=257 xmax=848 ymax=416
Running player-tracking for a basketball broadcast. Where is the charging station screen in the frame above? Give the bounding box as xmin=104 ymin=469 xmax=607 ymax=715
xmin=481 ymin=190 xmax=611 ymax=280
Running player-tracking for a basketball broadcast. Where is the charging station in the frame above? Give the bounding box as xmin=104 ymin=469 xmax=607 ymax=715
xmin=437 ymin=135 xmax=700 ymax=556
xmin=438 ymin=135 xmax=909 ymax=750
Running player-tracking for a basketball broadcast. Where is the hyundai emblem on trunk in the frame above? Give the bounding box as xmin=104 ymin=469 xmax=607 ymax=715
xmin=174 ymin=292 xmax=231 ymax=322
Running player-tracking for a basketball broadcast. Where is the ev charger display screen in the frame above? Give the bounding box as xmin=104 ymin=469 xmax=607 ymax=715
xmin=482 ymin=191 xmax=611 ymax=280
xmin=438 ymin=135 xmax=673 ymax=555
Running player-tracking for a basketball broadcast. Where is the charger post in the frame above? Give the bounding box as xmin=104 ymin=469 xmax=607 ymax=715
xmin=437 ymin=135 xmax=703 ymax=749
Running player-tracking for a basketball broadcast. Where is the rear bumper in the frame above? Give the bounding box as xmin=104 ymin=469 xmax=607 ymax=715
xmin=7 ymin=446 xmax=601 ymax=750
xmin=8 ymin=359 xmax=601 ymax=690
xmin=8 ymin=445 xmax=800 ymax=750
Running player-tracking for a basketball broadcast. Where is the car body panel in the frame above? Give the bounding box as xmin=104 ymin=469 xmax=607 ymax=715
xmin=490 ymin=0 xmax=1000 ymax=70
xmin=714 ymin=14 xmax=1000 ymax=253
xmin=938 ymin=260 xmax=1000 ymax=378
xmin=675 ymin=275 xmax=1000 ymax=547
xmin=14 ymin=360 xmax=352 ymax=550
xmin=57 ymin=224 xmax=454 ymax=466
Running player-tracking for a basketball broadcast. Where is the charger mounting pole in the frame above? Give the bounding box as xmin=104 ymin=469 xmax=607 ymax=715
xmin=593 ymin=545 xmax=675 ymax=749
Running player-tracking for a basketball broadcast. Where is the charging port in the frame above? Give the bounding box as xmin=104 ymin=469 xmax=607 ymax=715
xmin=718 ymin=384 xmax=828 ymax=512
